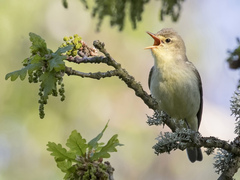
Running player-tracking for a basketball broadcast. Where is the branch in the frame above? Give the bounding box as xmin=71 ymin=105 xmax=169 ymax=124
xmin=152 ymin=128 xmax=240 ymax=179
xmin=153 ymin=130 xmax=240 ymax=156
xmin=65 ymin=40 xmax=177 ymax=131
xmin=65 ymin=66 xmax=118 ymax=80
xmin=216 ymin=137 xmax=240 ymax=180
xmin=217 ymin=156 xmax=240 ymax=180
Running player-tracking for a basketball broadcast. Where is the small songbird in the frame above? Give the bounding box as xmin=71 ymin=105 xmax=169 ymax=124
xmin=145 ymin=28 xmax=203 ymax=163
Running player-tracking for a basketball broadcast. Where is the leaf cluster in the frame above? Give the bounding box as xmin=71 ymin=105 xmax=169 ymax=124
xmin=227 ymin=38 xmax=240 ymax=70
xmin=5 ymin=33 xmax=74 ymax=118
xmin=230 ymin=90 xmax=240 ymax=136
xmin=227 ymin=38 xmax=240 ymax=90
xmin=91 ymin=0 xmax=150 ymax=31
xmin=47 ymin=121 xmax=123 ymax=180
xmin=160 ymin=0 xmax=184 ymax=21
xmin=62 ymin=0 xmax=184 ymax=31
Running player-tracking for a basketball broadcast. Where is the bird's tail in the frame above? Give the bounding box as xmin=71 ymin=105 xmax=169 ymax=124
xmin=186 ymin=147 xmax=203 ymax=163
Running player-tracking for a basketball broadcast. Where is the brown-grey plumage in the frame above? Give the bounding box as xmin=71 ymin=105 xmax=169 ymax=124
xmin=146 ymin=28 xmax=203 ymax=163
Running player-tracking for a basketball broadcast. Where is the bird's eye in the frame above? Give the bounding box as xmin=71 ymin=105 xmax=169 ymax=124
xmin=165 ymin=38 xmax=171 ymax=43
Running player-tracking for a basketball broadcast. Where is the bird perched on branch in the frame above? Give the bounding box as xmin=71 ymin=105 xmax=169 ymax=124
xmin=146 ymin=28 xmax=203 ymax=163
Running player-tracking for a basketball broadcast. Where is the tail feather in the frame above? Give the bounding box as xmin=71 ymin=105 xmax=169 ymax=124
xmin=186 ymin=147 xmax=203 ymax=163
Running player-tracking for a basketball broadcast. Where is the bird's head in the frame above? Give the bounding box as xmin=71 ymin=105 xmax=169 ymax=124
xmin=145 ymin=28 xmax=186 ymax=60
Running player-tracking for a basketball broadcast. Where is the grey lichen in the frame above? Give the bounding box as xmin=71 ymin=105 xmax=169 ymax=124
xmin=147 ymin=111 xmax=169 ymax=126
xmin=214 ymin=149 xmax=233 ymax=174
xmin=153 ymin=125 xmax=199 ymax=155
xmin=205 ymin=147 xmax=215 ymax=156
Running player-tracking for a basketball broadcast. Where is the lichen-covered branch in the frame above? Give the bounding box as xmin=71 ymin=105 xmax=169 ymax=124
xmin=215 ymin=150 xmax=240 ymax=180
xmin=153 ymin=130 xmax=240 ymax=156
xmin=153 ymin=127 xmax=240 ymax=179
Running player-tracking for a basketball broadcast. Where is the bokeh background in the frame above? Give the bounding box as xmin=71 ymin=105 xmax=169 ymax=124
xmin=1 ymin=0 xmax=240 ymax=179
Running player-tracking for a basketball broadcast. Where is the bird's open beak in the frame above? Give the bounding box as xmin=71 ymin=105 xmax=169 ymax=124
xmin=145 ymin=31 xmax=161 ymax=49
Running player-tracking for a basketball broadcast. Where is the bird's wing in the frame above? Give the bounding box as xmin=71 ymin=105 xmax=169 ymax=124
xmin=148 ymin=66 xmax=154 ymax=89
xmin=187 ymin=61 xmax=203 ymax=129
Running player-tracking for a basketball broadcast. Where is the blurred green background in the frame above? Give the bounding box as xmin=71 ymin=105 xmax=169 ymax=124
xmin=1 ymin=0 xmax=240 ymax=179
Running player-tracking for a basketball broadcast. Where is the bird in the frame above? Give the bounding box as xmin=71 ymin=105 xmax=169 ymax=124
xmin=145 ymin=28 xmax=203 ymax=163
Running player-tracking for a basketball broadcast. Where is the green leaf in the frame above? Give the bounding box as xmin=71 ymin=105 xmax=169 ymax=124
xmin=48 ymin=45 xmax=73 ymax=72
xmin=31 ymin=54 xmax=43 ymax=63
xmin=66 ymin=130 xmax=88 ymax=156
xmin=56 ymin=159 xmax=73 ymax=173
xmin=55 ymin=45 xmax=73 ymax=54
xmin=91 ymin=134 xmax=123 ymax=160
xmin=39 ymin=71 xmax=57 ymax=99
xmin=95 ymin=142 xmax=105 ymax=151
xmin=63 ymin=166 xmax=76 ymax=180
xmin=28 ymin=55 xmax=44 ymax=74
xmin=29 ymin=32 xmax=49 ymax=55
xmin=5 ymin=62 xmax=42 ymax=81
xmin=5 ymin=69 xmax=25 ymax=81
xmin=19 ymin=69 xmax=27 ymax=80
xmin=49 ymin=54 xmax=66 ymax=72
xmin=47 ymin=142 xmax=75 ymax=160
xmin=88 ymin=120 xmax=109 ymax=150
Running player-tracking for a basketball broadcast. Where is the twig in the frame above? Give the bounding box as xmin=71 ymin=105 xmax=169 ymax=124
xmin=65 ymin=66 xmax=118 ymax=79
